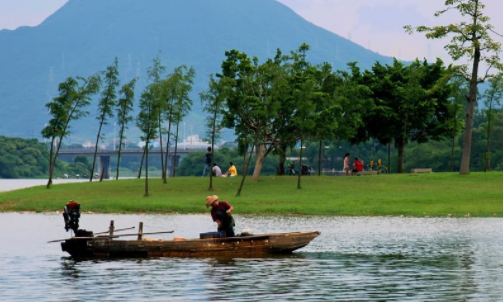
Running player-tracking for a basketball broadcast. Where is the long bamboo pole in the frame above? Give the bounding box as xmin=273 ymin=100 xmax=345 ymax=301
xmin=48 ymin=230 xmax=174 ymax=243
xmin=94 ymin=226 xmax=135 ymax=235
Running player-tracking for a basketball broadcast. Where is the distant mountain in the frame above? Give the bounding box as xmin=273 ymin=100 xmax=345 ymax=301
xmin=0 ymin=0 xmax=393 ymax=143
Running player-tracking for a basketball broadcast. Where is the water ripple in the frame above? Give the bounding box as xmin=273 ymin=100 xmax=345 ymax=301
xmin=1 ymin=214 xmax=503 ymax=301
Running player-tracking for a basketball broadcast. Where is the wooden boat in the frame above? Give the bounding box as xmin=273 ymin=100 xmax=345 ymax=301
xmin=54 ymin=206 xmax=320 ymax=259
xmin=60 ymin=230 xmax=321 ymax=259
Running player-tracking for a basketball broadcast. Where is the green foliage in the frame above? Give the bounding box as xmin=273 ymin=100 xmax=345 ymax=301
xmin=0 ymin=137 xmax=50 ymax=178
xmin=352 ymin=59 xmax=455 ymax=172
xmin=405 ymin=0 xmax=503 ymax=174
xmin=90 ymin=58 xmax=121 ymax=180
xmin=116 ymin=78 xmax=137 ymax=179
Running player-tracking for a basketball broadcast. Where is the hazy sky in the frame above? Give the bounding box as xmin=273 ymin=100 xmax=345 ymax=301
xmin=1 ymin=0 xmax=502 ymax=63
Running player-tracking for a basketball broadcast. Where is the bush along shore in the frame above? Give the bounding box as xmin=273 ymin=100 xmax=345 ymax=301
xmin=1 ymin=173 xmax=502 ymax=217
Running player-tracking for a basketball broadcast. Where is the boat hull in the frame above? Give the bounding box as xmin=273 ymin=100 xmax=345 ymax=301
xmin=61 ymin=231 xmax=320 ymax=259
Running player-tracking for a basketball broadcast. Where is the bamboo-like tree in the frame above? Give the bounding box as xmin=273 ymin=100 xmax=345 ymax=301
xmin=310 ymin=63 xmax=343 ymax=176
xmin=90 ymin=58 xmax=119 ymax=182
xmin=171 ymin=66 xmax=195 ymax=178
xmin=289 ymin=45 xmax=317 ymax=189
xmin=42 ymin=75 xmax=100 ymax=188
xmin=147 ymin=56 xmax=166 ymax=181
xmin=159 ymin=75 xmax=177 ymax=181
xmin=159 ymin=65 xmax=195 ymax=180
xmin=115 ymin=78 xmax=136 ymax=180
xmin=136 ymin=84 xmax=160 ymax=196
xmin=201 ymin=75 xmax=228 ymax=190
xmin=405 ymin=0 xmax=503 ymax=174
xmin=483 ymin=73 xmax=503 ymax=171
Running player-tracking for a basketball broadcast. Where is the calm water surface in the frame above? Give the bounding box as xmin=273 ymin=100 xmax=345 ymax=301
xmin=0 ymin=179 xmax=87 ymax=192
xmin=1 ymin=213 xmax=502 ymax=301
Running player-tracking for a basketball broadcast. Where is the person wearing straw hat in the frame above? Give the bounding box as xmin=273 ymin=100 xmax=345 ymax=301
xmin=205 ymin=195 xmax=235 ymax=237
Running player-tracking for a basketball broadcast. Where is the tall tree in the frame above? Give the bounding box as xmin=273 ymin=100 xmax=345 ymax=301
xmin=43 ymin=75 xmax=100 ymax=188
xmin=482 ymin=73 xmax=503 ymax=171
xmin=136 ymin=84 xmax=160 ymax=196
xmin=147 ymin=56 xmax=166 ymax=181
xmin=288 ymin=44 xmax=317 ymax=189
xmin=310 ymin=64 xmax=345 ymax=176
xmin=115 ymin=78 xmax=136 ymax=180
xmin=201 ymin=75 xmax=228 ymax=190
xmin=90 ymin=58 xmax=119 ymax=182
xmin=171 ymin=66 xmax=195 ymax=178
xmin=405 ymin=0 xmax=503 ymax=174
xmin=220 ymin=48 xmax=296 ymax=181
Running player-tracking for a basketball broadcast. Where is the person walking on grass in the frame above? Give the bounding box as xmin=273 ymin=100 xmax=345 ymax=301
xmin=202 ymin=147 xmax=212 ymax=176
xmin=205 ymin=195 xmax=235 ymax=237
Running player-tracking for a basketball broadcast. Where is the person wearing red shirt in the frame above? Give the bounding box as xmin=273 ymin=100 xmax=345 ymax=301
xmin=205 ymin=195 xmax=235 ymax=237
xmin=352 ymin=157 xmax=363 ymax=175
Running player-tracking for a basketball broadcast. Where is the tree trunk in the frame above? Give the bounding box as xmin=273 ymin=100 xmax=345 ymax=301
xmin=297 ymin=137 xmax=303 ymax=189
xmin=252 ymin=144 xmax=267 ymax=181
xmin=450 ymin=136 xmax=455 ymax=172
xmin=163 ymin=110 xmax=173 ymax=181
xmin=116 ymin=125 xmax=126 ymax=180
xmin=485 ymin=102 xmax=493 ymax=172
xmin=277 ymin=143 xmax=287 ymax=175
xmin=49 ymin=134 xmax=65 ymax=185
xmin=158 ymin=111 xmax=165 ymax=181
xmin=459 ymin=45 xmax=480 ymax=175
xmin=387 ymin=142 xmax=391 ymax=174
xmin=46 ymin=137 xmax=56 ymax=188
xmin=144 ymin=142 xmax=149 ymax=196
xmin=137 ymin=146 xmax=146 ymax=179
xmin=99 ymin=167 xmax=105 ymax=182
xmin=90 ymin=121 xmax=105 ymax=182
xmin=236 ymin=143 xmax=255 ymax=197
xmin=396 ymin=138 xmax=406 ymax=173
xmin=172 ymin=122 xmax=180 ymax=177
xmin=209 ymin=110 xmax=217 ymax=191
xmin=317 ymin=140 xmax=322 ymax=176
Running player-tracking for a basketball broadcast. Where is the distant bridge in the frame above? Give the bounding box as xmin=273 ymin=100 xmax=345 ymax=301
xmin=58 ymin=147 xmax=203 ymax=179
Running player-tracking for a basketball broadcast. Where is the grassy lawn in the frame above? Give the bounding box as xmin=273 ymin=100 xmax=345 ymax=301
xmin=0 ymin=172 xmax=502 ymax=217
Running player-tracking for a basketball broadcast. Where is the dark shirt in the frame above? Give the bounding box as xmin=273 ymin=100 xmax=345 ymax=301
xmin=211 ymin=201 xmax=232 ymax=222
xmin=205 ymin=152 xmax=211 ymax=165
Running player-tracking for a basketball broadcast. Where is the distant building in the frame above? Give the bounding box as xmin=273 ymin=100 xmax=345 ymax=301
xmin=177 ymin=135 xmax=211 ymax=150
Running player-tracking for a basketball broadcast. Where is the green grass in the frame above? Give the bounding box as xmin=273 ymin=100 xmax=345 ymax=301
xmin=1 ymin=173 xmax=502 ymax=217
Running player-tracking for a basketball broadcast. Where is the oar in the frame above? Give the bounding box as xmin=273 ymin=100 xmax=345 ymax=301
xmin=48 ymin=230 xmax=174 ymax=243
xmin=94 ymin=226 xmax=135 ymax=235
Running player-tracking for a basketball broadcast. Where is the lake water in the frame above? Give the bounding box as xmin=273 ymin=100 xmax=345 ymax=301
xmin=1 ymin=212 xmax=502 ymax=301
xmin=0 ymin=179 xmax=88 ymax=192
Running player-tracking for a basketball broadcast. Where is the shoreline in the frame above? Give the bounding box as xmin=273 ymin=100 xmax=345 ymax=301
xmin=0 ymin=179 xmax=88 ymax=192
xmin=1 ymin=174 xmax=502 ymax=218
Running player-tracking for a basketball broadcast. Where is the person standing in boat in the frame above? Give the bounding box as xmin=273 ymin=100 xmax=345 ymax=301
xmin=205 ymin=195 xmax=235 ymax=237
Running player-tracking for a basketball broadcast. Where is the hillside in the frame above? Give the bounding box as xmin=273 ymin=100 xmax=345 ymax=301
xmin=0 ymin=0 xmax=393 ymax=143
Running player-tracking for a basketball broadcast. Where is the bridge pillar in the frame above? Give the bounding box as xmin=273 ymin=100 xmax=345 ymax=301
xmin=98 ymin=156 xmax=111 ymax=179
xmin=167 ymin=154 xmax=181 ymax=176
